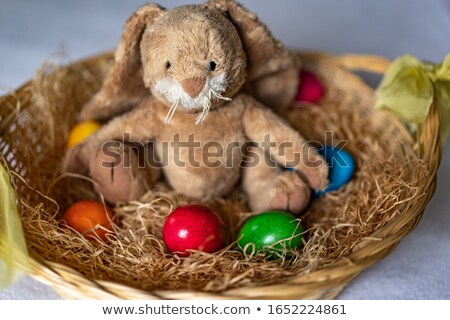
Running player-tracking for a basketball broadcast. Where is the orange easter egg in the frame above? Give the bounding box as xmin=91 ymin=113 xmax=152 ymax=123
xmin=62 ymin=200 xmax=114 ymax=241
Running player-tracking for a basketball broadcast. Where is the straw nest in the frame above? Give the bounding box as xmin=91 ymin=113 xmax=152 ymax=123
xmin=0 ymin=51 xmax=441 ymax=299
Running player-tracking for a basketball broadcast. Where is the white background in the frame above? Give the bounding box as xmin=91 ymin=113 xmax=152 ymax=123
xmin=1 ymin=300 xmax=450 ymax=319
xmin=0 ymin=0 xmax=449 ymax=299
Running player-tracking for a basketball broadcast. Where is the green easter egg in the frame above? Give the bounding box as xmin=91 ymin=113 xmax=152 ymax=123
xmin=237 ymin=210 xmax=304 ymax=258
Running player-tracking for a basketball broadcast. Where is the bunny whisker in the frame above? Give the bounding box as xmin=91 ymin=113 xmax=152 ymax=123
xmin=210 ymin=89 xmax=232 ymax=102
xmin=164 ymin=98 xmax=179 ymax=124
xmin=195 ymin=100 xmax=211 ymax=125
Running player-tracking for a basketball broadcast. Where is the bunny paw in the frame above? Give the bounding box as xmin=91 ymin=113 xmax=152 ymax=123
xmin=268 ymin=171 xmax=311 ymax=214
xmin=89 ymin=142 xmax=138 ymax=203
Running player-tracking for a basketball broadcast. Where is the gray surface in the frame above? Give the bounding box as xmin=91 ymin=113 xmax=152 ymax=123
xmin=1 ymin=0 xmax=449 ymax=299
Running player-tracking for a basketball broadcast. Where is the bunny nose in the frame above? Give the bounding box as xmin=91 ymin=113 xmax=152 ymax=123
xmin=181 ymin=77 xmax=206 ymax=98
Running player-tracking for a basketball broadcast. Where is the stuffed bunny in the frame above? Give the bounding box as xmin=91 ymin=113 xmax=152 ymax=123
xmin=66 ymin=0 xmax=328 ymax=214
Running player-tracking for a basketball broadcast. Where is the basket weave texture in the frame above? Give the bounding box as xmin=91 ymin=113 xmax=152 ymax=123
xmin=0 ymin=51 xmax=442 ymax=299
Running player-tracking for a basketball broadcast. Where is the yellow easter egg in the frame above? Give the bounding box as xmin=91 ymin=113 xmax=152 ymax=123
xmin=67 ymin=121 xmax=101 ymax=148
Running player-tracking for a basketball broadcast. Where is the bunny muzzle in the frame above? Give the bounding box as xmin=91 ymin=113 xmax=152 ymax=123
xmin=154 ymin=72 xmax=231 ymax=124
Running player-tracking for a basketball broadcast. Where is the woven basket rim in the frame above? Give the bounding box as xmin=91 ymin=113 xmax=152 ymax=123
xmin=0 ymin=50 xmax=442 ymax=300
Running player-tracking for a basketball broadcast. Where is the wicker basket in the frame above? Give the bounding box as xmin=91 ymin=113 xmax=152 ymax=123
xmin=0 ymin=51 xmax=441 ymax=299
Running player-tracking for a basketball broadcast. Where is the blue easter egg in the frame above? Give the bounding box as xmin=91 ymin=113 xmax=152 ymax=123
xmin=313 ymin=145 xmax=355 ymax=197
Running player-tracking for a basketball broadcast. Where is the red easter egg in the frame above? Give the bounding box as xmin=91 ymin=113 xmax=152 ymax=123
xmin=295 ymin=69 xmax=324 ymax=103
xmin=162 ymin=204 xmax=226 ymax=257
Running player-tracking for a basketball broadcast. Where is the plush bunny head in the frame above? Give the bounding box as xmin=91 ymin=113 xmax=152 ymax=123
xmin=80 ymin=0 xmax=299 ymax=122
xmin=142 ymin=6 xmax=247 ymax=123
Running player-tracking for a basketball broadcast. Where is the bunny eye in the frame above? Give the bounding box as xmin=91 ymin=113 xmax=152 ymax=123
xmin=208 ymin=61 xmax=217 ymax=71
xmin=166 ymin=61 xmax=171 ymax=69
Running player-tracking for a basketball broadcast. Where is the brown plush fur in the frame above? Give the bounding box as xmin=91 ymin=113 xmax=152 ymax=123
xmin=80 ymin=0 xmax=299 ymax=121
xmin=66 ymin=0 xmax=328 ymax=214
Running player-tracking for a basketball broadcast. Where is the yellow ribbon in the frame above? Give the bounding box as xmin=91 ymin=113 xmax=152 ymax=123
xmin=0 ymin=163 xmax=29 ymax=289
xmin=375 ymin=54 xmax=450 ymax=142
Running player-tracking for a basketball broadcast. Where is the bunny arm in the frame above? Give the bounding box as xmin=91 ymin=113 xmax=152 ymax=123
xmin=242 ymin=95 xmax=328 ymax=191
xmin=76 ymin=97 xmax=161 ymax=167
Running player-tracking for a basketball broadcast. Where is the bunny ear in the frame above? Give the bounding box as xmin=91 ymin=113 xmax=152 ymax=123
xmin=80 ymin=4 xmax=165 ymax=121
xmin=205 ymin=0 xmax=299 ymax=111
